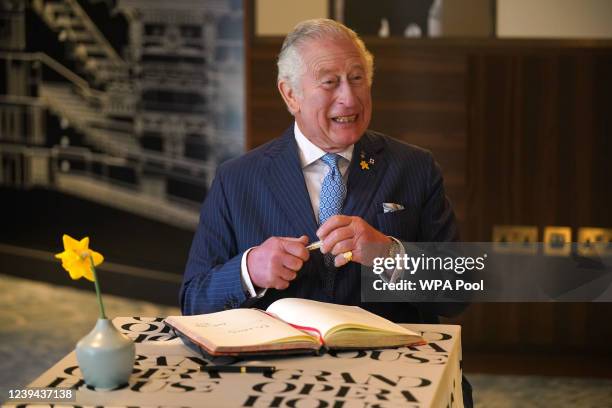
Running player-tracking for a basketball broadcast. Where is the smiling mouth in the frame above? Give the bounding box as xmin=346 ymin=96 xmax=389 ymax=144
xmin=332 ymin=115 xmax=357 ymax=123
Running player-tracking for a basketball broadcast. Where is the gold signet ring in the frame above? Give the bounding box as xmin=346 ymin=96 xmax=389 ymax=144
xmin=342 ymin=251 xmax=353 ymax=262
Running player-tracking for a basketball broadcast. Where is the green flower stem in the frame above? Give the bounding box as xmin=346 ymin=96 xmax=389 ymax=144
xmin=89 ymin=256 xmax=107 ymax=320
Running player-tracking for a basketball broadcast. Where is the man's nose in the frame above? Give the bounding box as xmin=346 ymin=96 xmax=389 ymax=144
xmin=336 ymin=80 xmax=357 ymax=107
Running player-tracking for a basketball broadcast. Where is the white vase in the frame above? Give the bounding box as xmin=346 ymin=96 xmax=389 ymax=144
xmin=76 ymin=318 xmax=135 ymax=389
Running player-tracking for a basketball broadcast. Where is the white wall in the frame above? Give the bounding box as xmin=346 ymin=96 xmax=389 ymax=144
xmin=497 ymin=0 xmax=612 ymax=38
xmin=256 ymin=0 xmax=328 ymax=36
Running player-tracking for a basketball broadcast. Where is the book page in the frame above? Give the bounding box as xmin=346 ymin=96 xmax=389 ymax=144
xmin=165 ymin=309 xmax=314 ymax=348
xmin=266 ymin=298 xmax=419 ymax=338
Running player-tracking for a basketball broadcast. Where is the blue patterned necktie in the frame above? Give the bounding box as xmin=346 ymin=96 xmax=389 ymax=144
xmin=318 ymin=153 xmax=346 ymax=296
xmin=319 ymin=153 xmax=347 ymax=225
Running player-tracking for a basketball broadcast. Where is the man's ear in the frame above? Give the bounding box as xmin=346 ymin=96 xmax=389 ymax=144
xmin=278 ymin=80 xmax=300 ymax=115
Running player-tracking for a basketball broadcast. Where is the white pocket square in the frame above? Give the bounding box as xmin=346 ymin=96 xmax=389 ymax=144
xmin=382 ymin=202 xmax=405 ymax=213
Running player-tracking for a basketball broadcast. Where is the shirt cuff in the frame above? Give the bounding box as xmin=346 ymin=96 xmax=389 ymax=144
xmin=381 ymin=236 xmax=405 ymax=284
xmin=241 ymin=247 xmax=267 ymax=298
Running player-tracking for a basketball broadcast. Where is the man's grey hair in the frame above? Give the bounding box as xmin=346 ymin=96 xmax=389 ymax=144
xmin=277 ymin=19 xmax=374 ymax=94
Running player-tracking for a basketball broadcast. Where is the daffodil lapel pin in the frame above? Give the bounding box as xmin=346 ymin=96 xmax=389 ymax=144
xmin=359 ymin=150 xmax=375 ymax=171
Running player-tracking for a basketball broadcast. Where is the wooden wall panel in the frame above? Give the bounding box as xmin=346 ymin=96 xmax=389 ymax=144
xmin=458 ymin=45 xmax=612 ymax=354
xmin=248 ymin=40 xmax=293 ymax=148
xmin=466 ymin=49 xmax=612 ymax=241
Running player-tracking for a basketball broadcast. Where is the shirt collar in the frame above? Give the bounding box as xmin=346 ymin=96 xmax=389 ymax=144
xmin=294 ymin=122 xmax=354 ymax=169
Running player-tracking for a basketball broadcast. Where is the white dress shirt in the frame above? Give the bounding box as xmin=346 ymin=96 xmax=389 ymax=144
xmin=294 ymin=123 xmax=353 ymax=222
xmin=240 ymin=123 xmax=403 ymax=298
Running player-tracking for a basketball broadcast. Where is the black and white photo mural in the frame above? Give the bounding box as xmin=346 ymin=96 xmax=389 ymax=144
xmin=0 ymin=0 xmax=244 ymax=302
xmin=331 ymin=0 xmax=494 ymax=38
xmin=1 ymin=0 xmax=244 ymax=227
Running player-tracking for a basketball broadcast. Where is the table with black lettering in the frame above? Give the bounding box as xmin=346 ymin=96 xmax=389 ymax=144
xmin=20 ymin=317 xmax=465 ymax=408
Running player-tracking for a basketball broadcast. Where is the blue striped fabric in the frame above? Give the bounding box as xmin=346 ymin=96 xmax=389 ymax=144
xmin=180 ymin=127 xmax=461 ymax=322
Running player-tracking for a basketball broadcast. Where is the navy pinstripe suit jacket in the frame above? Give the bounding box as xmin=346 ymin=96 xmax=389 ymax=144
xmin=180 ymin=127 xmax=463 ymax=322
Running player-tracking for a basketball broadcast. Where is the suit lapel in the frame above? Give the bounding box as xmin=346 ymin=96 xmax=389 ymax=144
xmin=342 ymin=132 xmax=388 ymax=219
xmin=264 ymin=128 xmax=319 ymax=241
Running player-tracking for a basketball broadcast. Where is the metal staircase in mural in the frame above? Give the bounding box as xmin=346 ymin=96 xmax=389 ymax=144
xmin=0 ymin=0 xmax=228 ymax=229
xmin=39 ymin=81 xmax=138 ymax=156
xmin=32 ymin=0 xmax=129 ymax=85
xmin=30 ymin=0 xmax=135 ymax=163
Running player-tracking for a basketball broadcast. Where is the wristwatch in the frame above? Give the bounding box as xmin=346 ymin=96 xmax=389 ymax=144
xmin=387 ymin=237 xmax=402 ymax=259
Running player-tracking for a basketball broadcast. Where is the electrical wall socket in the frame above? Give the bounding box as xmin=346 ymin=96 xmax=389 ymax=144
xmin=492 ymin=225 xmax=538 ymax=254
xmin=543 ymin=226 xmax=572 ymax=256
xmin=577 ymin=227 xmax=612 ymax=257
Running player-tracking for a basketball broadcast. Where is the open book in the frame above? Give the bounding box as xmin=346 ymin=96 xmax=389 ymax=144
xmin=164 ymin=298 xmax=425 ymax=356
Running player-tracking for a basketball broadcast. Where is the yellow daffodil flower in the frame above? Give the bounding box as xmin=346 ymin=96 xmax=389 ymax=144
xmin=55 ymin=234 xmax=104 ymax=282
xmin=55 ymin=234 xmax=107 ymax=319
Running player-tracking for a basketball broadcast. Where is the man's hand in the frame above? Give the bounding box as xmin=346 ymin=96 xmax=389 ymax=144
xmin=317 ymin=215 xmax=391 ymax=267
xmin=247 ymin=235 xmax=310 ymax=290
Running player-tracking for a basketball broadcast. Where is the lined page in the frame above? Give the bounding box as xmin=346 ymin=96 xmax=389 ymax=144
xmin=266 ymin=298 xmax=419 ymax=338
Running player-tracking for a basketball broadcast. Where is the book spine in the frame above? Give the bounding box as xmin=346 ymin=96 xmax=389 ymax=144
xmin=256 ymin=309 xmax=325 ymax=346
xmin=285 ymin=323 xmax=324 ymax=346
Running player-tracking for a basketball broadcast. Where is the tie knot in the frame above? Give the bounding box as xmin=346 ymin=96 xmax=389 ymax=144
xmin=321 ymin=153 xmax=341 ymax=169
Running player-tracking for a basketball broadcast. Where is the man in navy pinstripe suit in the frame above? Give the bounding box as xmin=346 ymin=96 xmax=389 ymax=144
xmin=182 ymin=19 xmax=467 ymax=327
xmin=182 ymin=17 xmax=466 ymax=323
xmin=182 ymin=18 xmax=473 ymax=406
